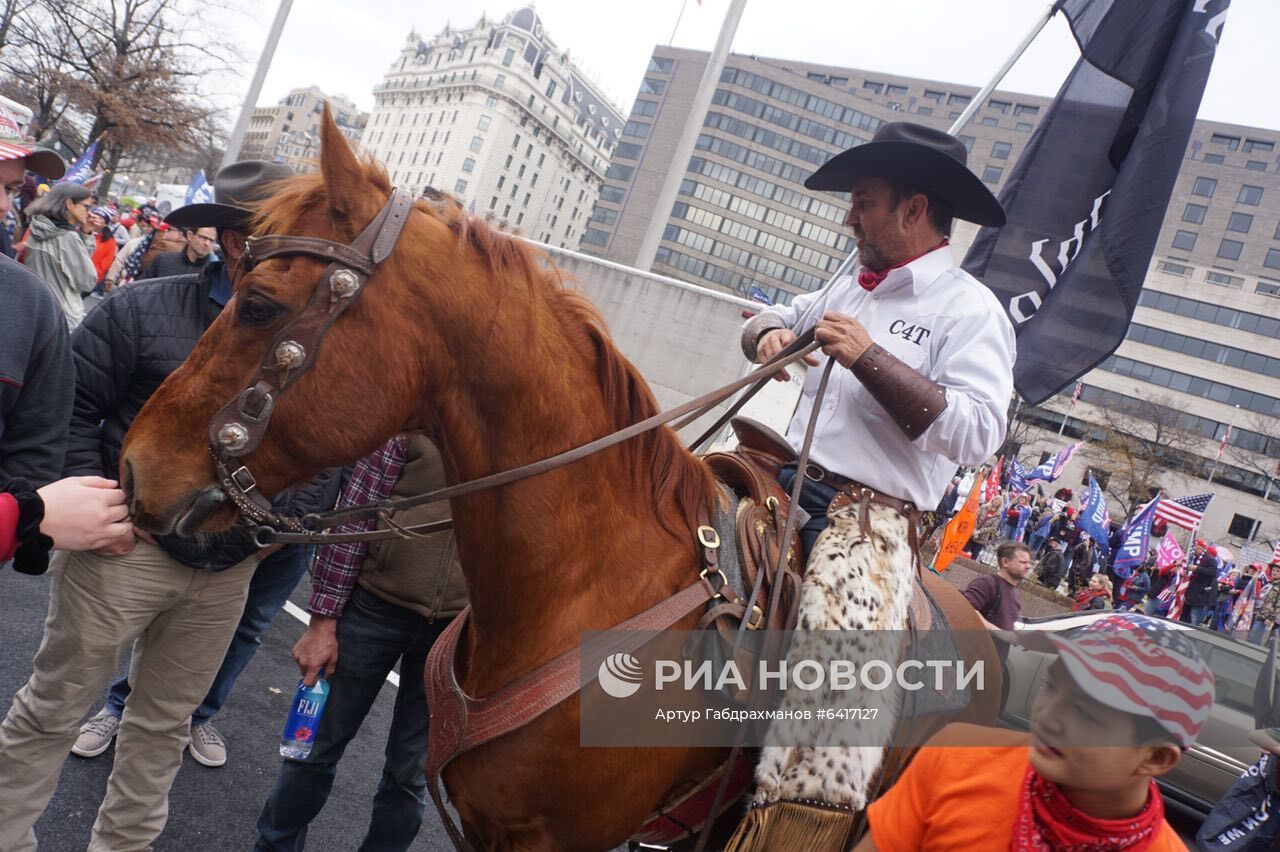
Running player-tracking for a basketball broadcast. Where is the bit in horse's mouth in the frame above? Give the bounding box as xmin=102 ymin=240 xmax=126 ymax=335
xmin=173 ymin=487 xmax=229 ymax=538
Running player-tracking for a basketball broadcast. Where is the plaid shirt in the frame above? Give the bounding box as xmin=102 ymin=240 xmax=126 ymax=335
xmin=309 ymin=435 xmax=408 ymax=618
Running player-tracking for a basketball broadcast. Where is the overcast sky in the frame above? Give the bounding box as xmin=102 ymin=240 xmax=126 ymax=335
xmin=235 ymin=0 xmax=1278 ymax=132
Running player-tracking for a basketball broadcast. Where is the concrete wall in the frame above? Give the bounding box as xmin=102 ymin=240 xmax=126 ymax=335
xmin=541 ymin=242 xmax=803 ymax=446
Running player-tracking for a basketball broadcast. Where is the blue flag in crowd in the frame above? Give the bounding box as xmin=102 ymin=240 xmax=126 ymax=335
xmin=1007 ymin=459 xmax=1028 ymax=494
xmin=747 ymin=285 xmax=773 ymax=306
xmin=1077 ymin=473 xmax=1111 ymax=558
xmin=1026 ymin=443 xmax=1078 ymax=483
xmin=1032 ymin=512 xmax=1053 ymax=541
xmin=184 ymin=170 xmax=213 ymax=205
xmin=61 ymin=139 xmax=99 ymax=185
xmin=963 ymin=0 xmax=1230 ymax=404
xmin=1013 ymin=505 xmax=1032 ymax=543
xmin=1113 ymin=497 xmax=1160 ymax=579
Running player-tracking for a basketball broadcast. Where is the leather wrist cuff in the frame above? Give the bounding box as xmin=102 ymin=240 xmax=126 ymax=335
xmin=741 ymin=313 xmax=787 ymax=362
xmin=849 ymin=344 xmax=948 ymax=441
xmin=3 ymin=479 xmax=52 ymax=576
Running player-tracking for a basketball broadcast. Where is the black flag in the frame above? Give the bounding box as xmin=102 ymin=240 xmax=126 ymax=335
xmin=962 ymin=0 xmax=1231 ymax=404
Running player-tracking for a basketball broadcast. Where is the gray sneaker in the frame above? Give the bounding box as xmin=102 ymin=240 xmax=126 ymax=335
xmin=188 ymin=721 xmax=227 ymax=767
xmin=72 ymin=709 xmax=121 ymax=758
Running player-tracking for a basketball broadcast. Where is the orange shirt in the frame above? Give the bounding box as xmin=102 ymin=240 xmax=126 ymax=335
xmin=867 ymin=723 xmax=1184 ymax=851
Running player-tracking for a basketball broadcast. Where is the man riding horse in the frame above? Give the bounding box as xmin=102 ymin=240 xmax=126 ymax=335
xmin=738 ymin=121 xmax=1015 ymax=842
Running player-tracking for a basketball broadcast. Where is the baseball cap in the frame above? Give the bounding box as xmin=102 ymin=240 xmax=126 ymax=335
xmin=0 ymin=106 xmax=65 ymax=179
xmin=1020 ymin=613 xmax=1214 ymax=748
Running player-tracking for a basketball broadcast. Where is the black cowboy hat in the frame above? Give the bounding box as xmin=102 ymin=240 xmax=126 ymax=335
xmin=165 ymin=160 xmax=294 ymax=230
xmin=804 ymin=122 xmax=1006 ymax=227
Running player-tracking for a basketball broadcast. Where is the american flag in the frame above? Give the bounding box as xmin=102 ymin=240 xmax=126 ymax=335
xmin=1154 ymin=493 xmax=1213 ymax=531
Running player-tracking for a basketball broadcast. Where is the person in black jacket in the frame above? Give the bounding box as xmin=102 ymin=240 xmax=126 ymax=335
xmin=1036 ymin=538 xmax=1066 ymax=592
xmin=1184 ymin=549 xmax=1221 ymax=627
xmin=0 ymin=161 xmax=338 ymax=852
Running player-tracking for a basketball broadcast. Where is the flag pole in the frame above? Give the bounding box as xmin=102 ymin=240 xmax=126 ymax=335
xmin=668 ymin=0 xmax=690 ymax=45
xmin=222 ymin=0 xmax=295 ymax=168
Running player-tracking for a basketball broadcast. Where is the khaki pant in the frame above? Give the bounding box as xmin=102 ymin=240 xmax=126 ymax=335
xmin=0 ymin=541 xmax=256 ymax=851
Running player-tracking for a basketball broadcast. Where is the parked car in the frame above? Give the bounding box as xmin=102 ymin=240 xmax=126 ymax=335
xmin=1003 ymin=611 xmax=1266 ymax=818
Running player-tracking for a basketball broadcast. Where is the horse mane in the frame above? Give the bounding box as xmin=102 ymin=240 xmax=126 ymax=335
xmin=255 ymin=171 xmax=718 ymax=536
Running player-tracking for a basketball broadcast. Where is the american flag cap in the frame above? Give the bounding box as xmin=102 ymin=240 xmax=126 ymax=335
xmin=1022 ymin=613 xmax=1214 ymax=748
xmin=0 ymin=104 xmax=65 ymax=178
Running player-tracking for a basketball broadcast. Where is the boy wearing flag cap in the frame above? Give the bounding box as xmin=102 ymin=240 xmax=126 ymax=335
xmin=860 ymin=613 xmax=1212 ymax=850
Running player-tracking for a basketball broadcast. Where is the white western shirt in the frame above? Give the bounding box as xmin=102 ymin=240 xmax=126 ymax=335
xmin=755 ymin=245 xmax=1015 ymax=508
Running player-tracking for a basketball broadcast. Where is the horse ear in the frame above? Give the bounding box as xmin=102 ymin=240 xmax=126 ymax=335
xmin=318 ymin=102 xmax=387 ymax=227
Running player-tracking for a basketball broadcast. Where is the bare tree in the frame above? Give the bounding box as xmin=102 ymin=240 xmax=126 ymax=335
xmin=1223 ymin=412 xmax=1280 ymax=502
xmin=1090 ymin=393 xmax=1200 ymax=518
xmin=0 ymin=0 xmax=37 ymax=54
xmin=1 ymin=0 xmax=239 ymax=194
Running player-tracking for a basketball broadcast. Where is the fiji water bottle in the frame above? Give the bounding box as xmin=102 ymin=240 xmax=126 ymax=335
xmin=280 ymin=671 xmax=329 ymax=759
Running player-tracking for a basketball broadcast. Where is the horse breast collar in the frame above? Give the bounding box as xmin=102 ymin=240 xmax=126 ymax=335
xmin=207 ymin=188 xmax=414 ymax=529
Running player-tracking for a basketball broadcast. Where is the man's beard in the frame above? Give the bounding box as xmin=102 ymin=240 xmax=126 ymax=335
xmin=858 ymin=235 xmax=890 ymax=271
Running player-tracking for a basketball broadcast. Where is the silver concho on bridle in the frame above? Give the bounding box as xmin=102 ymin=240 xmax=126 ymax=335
xmin=329 ymin=267 xmax=360 ymax=300
xmin=274 ymin=340 xmax=306 ymax=369
xmin=217 ymin=421 xmax=250 ymax=452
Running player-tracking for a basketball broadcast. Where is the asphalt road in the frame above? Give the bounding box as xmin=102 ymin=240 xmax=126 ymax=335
xmin=0 ymin=567 xmax=452 ymax=851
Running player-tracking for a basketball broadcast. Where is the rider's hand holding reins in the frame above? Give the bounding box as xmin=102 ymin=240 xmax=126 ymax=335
xmin=757 ymin=328 xmax=820 ymax=381
xmin=813 ymin=311 xmax=874 ymax=369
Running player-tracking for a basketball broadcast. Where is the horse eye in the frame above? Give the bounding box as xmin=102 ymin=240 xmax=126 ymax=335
xmin=238 ymin=296 xmax=283 ymax=326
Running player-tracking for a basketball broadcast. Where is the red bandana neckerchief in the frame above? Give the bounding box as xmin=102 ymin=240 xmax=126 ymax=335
xmin=1070 ymin=589 xmax=1111 ymax=612
xmin=1011 ymin=766 xmax=1165 ymax=852
xmin=856 ymin=239 xmax=950 ymax=291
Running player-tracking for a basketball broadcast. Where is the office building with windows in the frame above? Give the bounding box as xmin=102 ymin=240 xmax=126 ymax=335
xmin=360 ymin=6 xmax=623 ymax=247
xmin=241 ymin=86 xmax=368 ymax=172
xmin=584 ymin=46 xmax=1280 ymax=543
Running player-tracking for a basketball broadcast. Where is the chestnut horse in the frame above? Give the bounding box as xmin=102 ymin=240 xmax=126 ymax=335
xmin=122 ymin=113 xmax=997 ymax=850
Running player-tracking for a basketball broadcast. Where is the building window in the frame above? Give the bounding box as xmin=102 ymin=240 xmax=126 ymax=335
xmin=469 ymin=135 xmax=483 ymax=152
xmin=917 ymin=106 xmax=933 ymax=116
xmin=581 ymin=227 xmax=609 ymax=246
xmin=982 ymin=165 xmax=1003 ymax=184
xmin=1244 ymin=138 xmax=1275 ymax=153
xmin=605 ymin=163 xmax=634 ymax=181
xmin=1227 ymin=513 xmax=1256 ymax=538
xmin=599 ymin=185 xmax=625 ymax=203
xmin=1210 ymin=133 xmax=1241 ymax=150
xmin=1217 ymin=238 xmax=1244 ymax=261
xmin=485 ymin=96 xmax=497 ymax=108
xmin=991 ymin=140 xmax=1012 ymax=159
xmin=647 ymin=56 xmax=674 ymax=73
xmin=640 ymin=77 xmax=667 ymax=95
xmin=462 ymin=157 xmax=475 ymax=173
xmin=1171 ymin=230 xmax=1197 ymax=251
xmin=1159 ymin=260 xmax=1191 ymax=276
xmin=1014 ymin=104 xmax=1040 ymax=116
xmin=623 ymin=120 xmax=649 ymax=138
xmin=545 ymin=80 xmax=557 ymax=99
xmin=1265 ymin=248 xmax=1280 ymax=270
xmin=614 ymin=141 xmax=642 ymax=160
xmin=590 ymin=207 xmax=618 ymax=225
xmin=923 ymin=90 xmax=945 ymax=103
xmin=1016 ymin=122 xmax=1033 ymax=132
xmin=633 ymin=100 xmax=659 ymax=117
xmin=862 ymin=80 xmax=884 ymax=94
xmin=1182 ymin=203 xmax=1206 ymax=224
xmin=1191 ymin=177 xmax=1217 ymax=197
xmin=1258 ymin=281 xmax=1280 ymax=298
xmin=502 ymin=48 xmax=514 ymax=67
xmin=1202 ymin=153 xmax=1225 ymax=164
xmin=1205 ymin=271 xmax=1242 ymax=289
xmin=1227 ymin=212 xmax=1253 ymax=233
xmin=1239 ymin=184 xmax=1264 ymax=205
xmin=497 ymin=176 xmax=505 ymax=188
xmin=478 ymin=115 xmax=491 ymax=130
xmin=494 ymin=74 xmax=505 ymax=89
xmin=454 ymin=179 xmax=467 ymax=195
xmin=988 ymin=99 xmax=1011 ymax=114
xmin=886 ymin=84 xmax=908 ymax=96
xmin=1247 ymin=160 xmax=1268 ymax=172
xmin=979 ymin=116 xmax=998 ymax=126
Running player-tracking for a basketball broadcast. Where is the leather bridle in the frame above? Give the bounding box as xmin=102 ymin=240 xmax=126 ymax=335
xmin=204 ymin=186 xmax=823 ymax=546
xmin=207 ymin=188 xmax=414 ymax=533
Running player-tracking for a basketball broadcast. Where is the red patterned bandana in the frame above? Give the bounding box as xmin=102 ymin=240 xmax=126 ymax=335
xmin=1011 ymin=766 xmax=1165 ymax=852
xmin=856 ymin=239 xmax=950 ymax=291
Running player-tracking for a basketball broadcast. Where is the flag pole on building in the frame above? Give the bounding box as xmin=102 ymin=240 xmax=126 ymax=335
xmin=1207 ymin=404 xmax=1240 ymax=485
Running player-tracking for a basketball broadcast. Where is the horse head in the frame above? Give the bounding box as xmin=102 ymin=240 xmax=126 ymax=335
xmin=122 ymin=107 xmax=463 ymax=535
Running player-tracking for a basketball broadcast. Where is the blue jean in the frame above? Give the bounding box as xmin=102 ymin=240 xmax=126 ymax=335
xmin=1186 ymin=605 xmax=1212 ymax=627
xmin=104 ymin=546 xmax=310 ymax=725
xmin=778 ymin=466 xmax=841 ymax=556
xmin=1249 ymin=620 xmax=1274 ymax=646
xmin=255 ymin=586 xmax=451 ymax=852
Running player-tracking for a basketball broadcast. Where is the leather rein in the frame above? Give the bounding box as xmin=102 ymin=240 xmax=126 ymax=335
xmin=206 ymin=187 xmax=821 ymax=547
